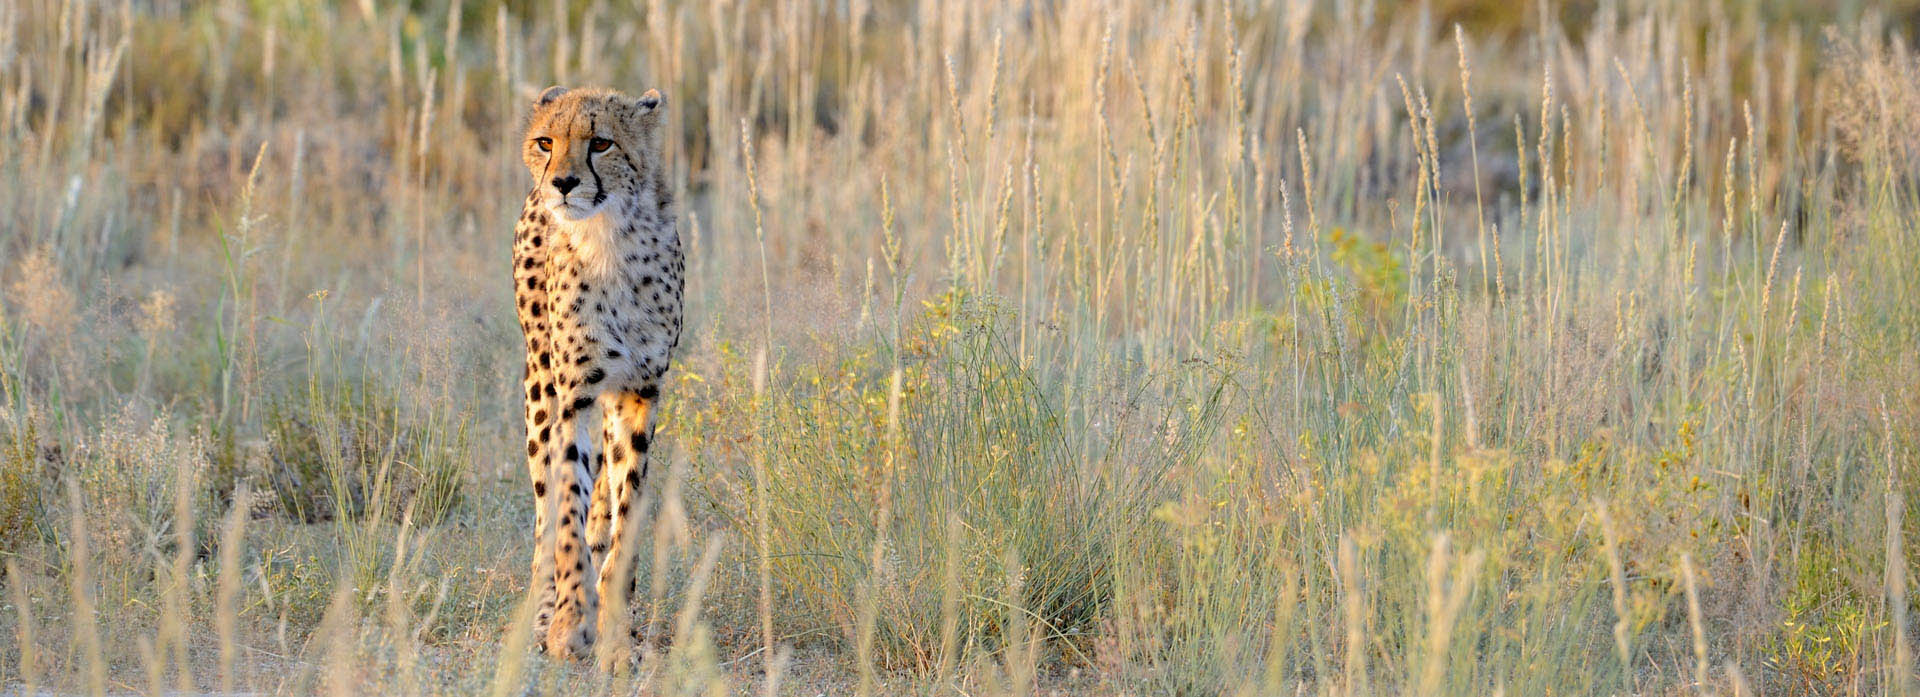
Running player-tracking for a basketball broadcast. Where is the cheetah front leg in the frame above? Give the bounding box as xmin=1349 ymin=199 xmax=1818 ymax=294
xmin=515 ymin=197 xmax=560 ymax=644
xmin=593 ymin=387 xmax=655 ymax=669
xmin=521 ymin=360 xmax=560 ymax=643
xmin=543 ymin=392 xmax=603 ymax=658
xmin=586 ymin=428 xmax=613 ymax=560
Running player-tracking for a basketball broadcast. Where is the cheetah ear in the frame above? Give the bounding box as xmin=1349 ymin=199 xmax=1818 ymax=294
xmin=536 ymin=85 xmax=569 ymax=107
xmin=630 ymin=89 xmax=665 ymax=116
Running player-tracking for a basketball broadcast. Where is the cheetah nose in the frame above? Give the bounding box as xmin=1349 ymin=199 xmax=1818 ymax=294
xmin=551 ymin=176 xmax=581 ymax=195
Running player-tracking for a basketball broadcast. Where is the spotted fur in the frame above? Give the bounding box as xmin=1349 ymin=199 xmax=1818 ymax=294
xmin=512 ymin=85 xmax=682 ymax=661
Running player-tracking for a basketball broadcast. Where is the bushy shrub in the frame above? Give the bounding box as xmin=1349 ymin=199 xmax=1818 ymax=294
xmin=263 ymin=377 xmax=468 ymax=526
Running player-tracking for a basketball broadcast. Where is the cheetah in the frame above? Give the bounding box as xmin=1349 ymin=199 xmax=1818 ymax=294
xmin=512 ymin=85 xmax=683 ymax=661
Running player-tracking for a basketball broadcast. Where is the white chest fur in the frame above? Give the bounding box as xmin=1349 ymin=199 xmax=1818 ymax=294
xmin=559 ymin=212 xmax=622 ymax=279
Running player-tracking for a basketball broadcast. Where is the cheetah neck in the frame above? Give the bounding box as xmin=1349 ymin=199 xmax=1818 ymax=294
xmin=558 ymin=210 xmax=627 ymax=280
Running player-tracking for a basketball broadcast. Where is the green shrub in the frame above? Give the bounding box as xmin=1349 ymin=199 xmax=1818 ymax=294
xmin=263 ymin=376 xmax=468 ymax=526
xmin=719 ymin=297 xmax=1218 ymax=668
xmin=0 ymin=412 xmax=51 ymax=560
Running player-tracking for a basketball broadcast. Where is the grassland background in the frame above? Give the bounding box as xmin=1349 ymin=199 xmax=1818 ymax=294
xmin=1 ymin=0 xmax=1918 ymax=694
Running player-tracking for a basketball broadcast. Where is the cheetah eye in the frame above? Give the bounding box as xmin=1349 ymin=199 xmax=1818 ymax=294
xmin=533 ymin=137 xmax=552 ymax=153
xmin=589 ymin=137 xmax=613 ymax=153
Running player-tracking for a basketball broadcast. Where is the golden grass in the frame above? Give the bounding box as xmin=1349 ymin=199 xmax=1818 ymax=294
xmin=1 ymin=0 xmax=1918 ymax=695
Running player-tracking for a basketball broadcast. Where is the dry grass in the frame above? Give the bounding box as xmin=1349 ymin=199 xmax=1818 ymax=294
xmin=2 ymin=0 xmax=1919 ymax=695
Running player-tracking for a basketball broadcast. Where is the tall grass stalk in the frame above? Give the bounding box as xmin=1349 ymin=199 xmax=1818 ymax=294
xmin=63 ymin=479 xmax=104 ymax=697
xmin=1681 ymin=553 xmax=1708 ymax=694
xmin=216 ymin=487 xmax=252 ymax=694
xmin=7 ymin=559 xmax=37 ymax=695
xmin=1886 ymin=402 xmax=1912 ymax=696
xmin=1598 ymin=501 xmax=1631 ymax=691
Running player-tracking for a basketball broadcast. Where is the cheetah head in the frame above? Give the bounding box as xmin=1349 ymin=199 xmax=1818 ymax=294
xmin=522 ymin=85 xmax=667 ymax=222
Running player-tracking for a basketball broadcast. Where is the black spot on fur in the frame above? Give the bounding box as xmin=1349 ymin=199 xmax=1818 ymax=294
xmin=637 ymin=385 xmax=658 ymax=399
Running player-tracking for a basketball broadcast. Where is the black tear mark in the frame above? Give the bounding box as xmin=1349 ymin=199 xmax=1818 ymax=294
xmin=587 ymin=116 xmax=606 ymax=206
